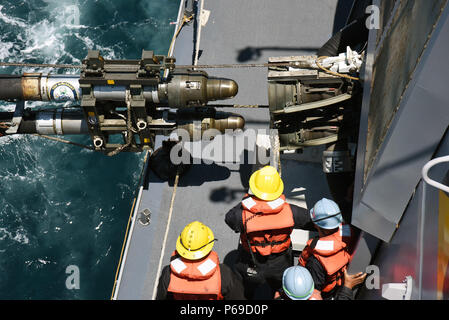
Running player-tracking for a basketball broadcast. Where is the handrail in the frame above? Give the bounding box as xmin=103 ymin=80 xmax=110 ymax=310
xmin=111 ymin=151 xmax=150 ymax=300
xmin=422 ymin=156 xmax=449 ymax=193
xmin=419 ymin=155 xmax=449 ymax=300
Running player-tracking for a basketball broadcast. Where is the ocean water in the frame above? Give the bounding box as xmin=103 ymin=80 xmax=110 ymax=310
xmin=0 ymin=0 xmax=178 ymax=299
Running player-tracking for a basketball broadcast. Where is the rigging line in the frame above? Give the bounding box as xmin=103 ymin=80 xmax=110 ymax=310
xmin=167 ymin=14 xmax=194 ymax=57
xmin=0 ymin=61 xmax=308 ymax=70
xmin=0 ymin=122 xmax=11 ymax=129
xmin=150 ymin=12 xmax=185 ymax=299
xmin=0 ymin=60 xmax=362 ymax=80
xmin=0 ymin=59 xmax=362 ymax=80
xmin=32 ymin=134 xmax=94 ymax=151
xmin=176 ymin=62 xmax=300 ymax=69
xmin=0 ymin=62 xmax=82 ymax=69
xmin=152 ymin=169 xmax=180 ymax=300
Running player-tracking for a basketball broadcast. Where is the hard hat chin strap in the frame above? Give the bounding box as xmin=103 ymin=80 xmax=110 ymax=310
xmin=180 ymin=238 xmax=218 ymax=252
xmin=312 ymin=212 xmax=341 ymax=224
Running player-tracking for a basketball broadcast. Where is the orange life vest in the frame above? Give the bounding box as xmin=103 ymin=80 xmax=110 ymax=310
xmin=298 ymin=229 xmax=351 ymax=293
xmin=167 ymin=251 xmax=223 ymax=300
xmin=241 ymin=194 xmax=295 ymax=256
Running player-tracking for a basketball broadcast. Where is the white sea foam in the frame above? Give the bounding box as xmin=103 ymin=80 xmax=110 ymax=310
xmin=21 ymin=19 xmax=63 ymax=55
xmin=0 ymin=5 xmax=27 ymax=28
xmin=37 ymin=258 xmax=51 ymax=265
xmin=0 ymin=41 xmax=14 ymax=60
xmin=0 ymin=227 xmax=30 ymax=244
xmin=94 ymin=221 xmax=103 ymax=230
xmin=0 ymin=2 xmax=109 ymax=72
xmin=0 ymin=135 xmax=26 ymax=147
xmin=24 ymin=258 xmax=54 ymax=268
xmin=73 ymin=33 xmax=118 ymax=59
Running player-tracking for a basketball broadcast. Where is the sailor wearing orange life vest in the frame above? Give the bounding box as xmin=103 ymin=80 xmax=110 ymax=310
xmin=298 ymin=198 xmax=352 ymax=299
xmin=156 ymin=221 xmax=245 ymax=300
xmin=225 ymin=166 xmax=316 ymax=299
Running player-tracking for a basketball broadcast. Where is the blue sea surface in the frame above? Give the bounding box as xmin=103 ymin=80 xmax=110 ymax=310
xmin=0 ymin=0 xmax=179 ymax=299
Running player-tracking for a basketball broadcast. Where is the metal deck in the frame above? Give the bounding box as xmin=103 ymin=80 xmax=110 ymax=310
xmin=112 ymin=0 xmax=346 ymax=300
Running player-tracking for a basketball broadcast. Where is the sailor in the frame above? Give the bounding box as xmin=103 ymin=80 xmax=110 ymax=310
xmin=225 ymin=165 xmax=316 ymax=299
xmin=298 ymin=198 xmax=352 ymax=299
xmin=155 ymin=221 xmax=245 ymax=300
xmin=279 ymin=266 xmax=366 ymax=300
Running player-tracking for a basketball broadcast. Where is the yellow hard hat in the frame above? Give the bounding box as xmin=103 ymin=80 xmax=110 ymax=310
xmin=249 ymin=166 xmax=284 ymax=201
xmin=176 ymin=221 xmax=215 ymax=260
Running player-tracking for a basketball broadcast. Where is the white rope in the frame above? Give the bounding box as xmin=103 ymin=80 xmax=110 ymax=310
xmin=151 ymin=171 xmax=180 ymax=300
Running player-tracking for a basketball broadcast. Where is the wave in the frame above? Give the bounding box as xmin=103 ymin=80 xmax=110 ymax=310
xmin=0 ymin=1 xmax=120 ymax=74
xmin=0 ymin=5 xmax=27 ymax=28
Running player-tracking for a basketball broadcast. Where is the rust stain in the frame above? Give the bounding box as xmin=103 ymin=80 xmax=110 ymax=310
xmin=22 ymin=73 xmax=42 ymax=100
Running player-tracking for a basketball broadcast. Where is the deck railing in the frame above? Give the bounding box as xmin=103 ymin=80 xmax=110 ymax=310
xmin=420 ymin=155 xmax=449 ymax=299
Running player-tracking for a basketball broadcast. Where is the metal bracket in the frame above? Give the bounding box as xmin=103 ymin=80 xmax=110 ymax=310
xmin=78 ymin=50 xmax=167 ymax=153
xmin=80 ymin=84 xmax=106 ymax=150
xmin=129 ymin=84 xmax=153 ymax=149
xmin=139 ymin=50 xmax=175 ymax=78
xmin=381 ymin=276 xmax=413 ymax=300
xmin=82 ymin=50 xmax=105 ymax=77
xmin=5 ymin=100 xmax=25 ymax=134
xmin=139 ymin=50 xmax=162 ymax=78
xmin=273 ymin=93 xmax=352 ymax=114
xmin=323 ymin=149 xmax=353 ymax=173
xmin=138 ymin=208 xmax=151 ymax=226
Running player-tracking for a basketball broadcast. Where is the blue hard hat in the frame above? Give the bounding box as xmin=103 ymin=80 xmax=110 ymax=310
xmin=282 ymin=266 xmax=314 ymax=300
xmin=310 ymin=198 xmax=342 ymax=230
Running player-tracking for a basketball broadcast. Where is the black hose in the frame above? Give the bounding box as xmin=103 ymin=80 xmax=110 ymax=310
xmin=317 ymin=15 xmax=369 ymax=57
